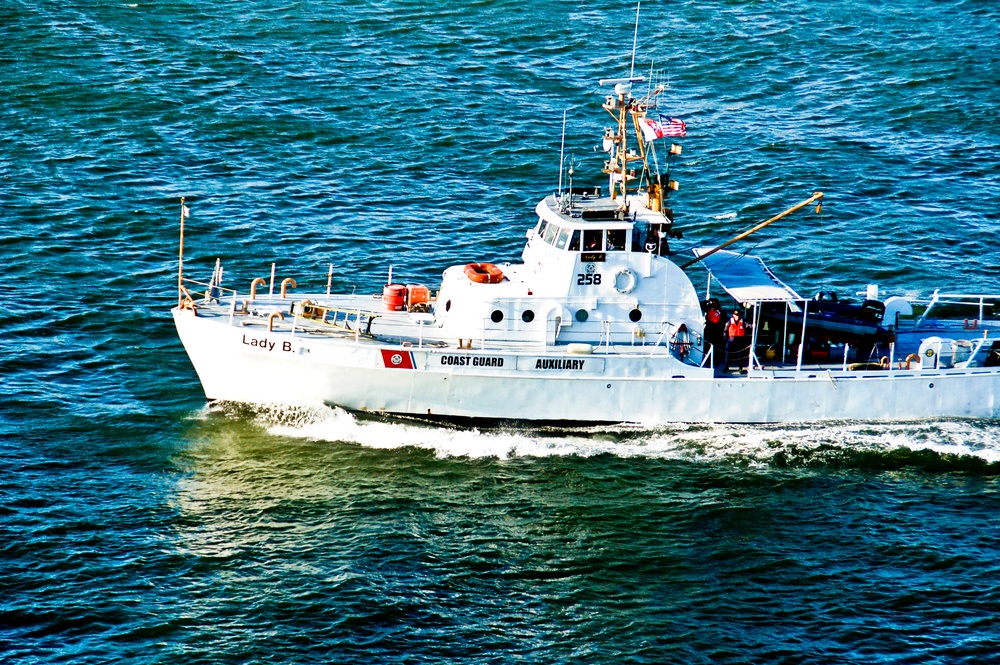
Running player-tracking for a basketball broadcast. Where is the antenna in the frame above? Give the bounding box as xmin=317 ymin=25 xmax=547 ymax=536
xmin=557 ymin=109 xmax=567 ymax=198
xmin=629 ymin=1 xmax=641 ymax=80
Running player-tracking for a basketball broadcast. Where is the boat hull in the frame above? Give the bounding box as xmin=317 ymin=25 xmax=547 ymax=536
xmin=174 ymin=307 xmax=1000 ymax=424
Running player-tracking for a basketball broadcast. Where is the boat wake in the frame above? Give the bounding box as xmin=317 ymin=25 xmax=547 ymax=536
xmin=208 ymin=402 xmax=1000 ymax=471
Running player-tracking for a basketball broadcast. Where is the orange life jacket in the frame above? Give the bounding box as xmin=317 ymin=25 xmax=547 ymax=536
xmin=727 ymin=318 xmax=746 ymax=338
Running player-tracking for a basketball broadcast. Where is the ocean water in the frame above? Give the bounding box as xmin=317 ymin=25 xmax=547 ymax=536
xmin=3 ymin=0 xmax=1000 ymax=662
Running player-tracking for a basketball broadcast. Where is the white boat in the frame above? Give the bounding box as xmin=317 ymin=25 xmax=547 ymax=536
xmin=172 ymin=75 xmax=1000 ymax=424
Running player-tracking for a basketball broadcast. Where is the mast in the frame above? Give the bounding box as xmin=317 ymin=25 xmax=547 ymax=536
xmin=599 ymin=78 xmax=672 ymax=209
xmin=597 ymin=2 xmax=681 ymax=220
xmin=600 ymin=79 xmax=642 ymax=205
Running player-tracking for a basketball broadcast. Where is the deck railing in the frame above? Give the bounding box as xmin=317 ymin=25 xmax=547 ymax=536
xmin=911 ymin=291 xmax=1000 ymax=328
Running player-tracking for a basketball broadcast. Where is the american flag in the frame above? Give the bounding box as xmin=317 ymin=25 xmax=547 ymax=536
xmin=639 ymin=115 xmax=687 ymax=141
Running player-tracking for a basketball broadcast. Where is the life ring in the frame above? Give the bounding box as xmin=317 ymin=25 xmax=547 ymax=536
xmin=613 ymin=267 xmax=637 ymax=294
xmin=669 ymin=323 xmax=692 ymax=359
xmin=464 ymin=263 xmax=505 ymax=284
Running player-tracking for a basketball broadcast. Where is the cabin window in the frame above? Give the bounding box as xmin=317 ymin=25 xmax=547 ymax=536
xmin=535 ymin=218 xmax=545 ymax=235
xmin=522 ymin=310 xmax=535 ymax=323
xmin=555 ymin=227 xmax=572 ymax=250
xmin=568 ymin=230 xmax=581 ymax=251
xmin=606 ymin=229 xmax=626 ymax=251
xmin=537 ymin=220 xmax=550 ymax=241
xmin=583 ymin=229 xmax=603 ymax=251
xmin=543 ymin=222 xmax=560 ymax=245
xmin=491 ymin=310 xmax=504 ymax=323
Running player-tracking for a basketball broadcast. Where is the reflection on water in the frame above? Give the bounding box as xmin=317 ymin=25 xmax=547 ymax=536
xmin=174 ymin=404 xmax=1000 ymax=543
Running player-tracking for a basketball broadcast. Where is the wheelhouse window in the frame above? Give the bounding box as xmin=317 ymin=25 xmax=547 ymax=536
xmin=555 ymin=227 xmax=572 ymax=250
xmin=606 ymin=229 xmax=626 ymax=251
xmin=536 ymin=219 xmax=549 ymax=240
xmin=583 ymin=229 xmax=603 ymax=251
xmin=568 ymin=230 xmax=581 ymax=251
xmin=543 ymin=222 xmax=560 ymax=245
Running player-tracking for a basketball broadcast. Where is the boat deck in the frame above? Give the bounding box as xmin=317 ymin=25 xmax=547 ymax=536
xmin=183 ymin=292 xmax=687 ymax=358
xmin=181 ymin=289 xmax=1000 ymax=378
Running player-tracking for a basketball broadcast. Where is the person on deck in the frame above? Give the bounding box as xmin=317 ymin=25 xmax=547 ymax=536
xmin=726 ymin=309 xmax=748 ymax=372
xmin=704 ymin=303 xmax=726 ymax=371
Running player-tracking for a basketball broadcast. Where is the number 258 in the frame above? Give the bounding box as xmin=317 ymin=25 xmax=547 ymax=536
xmin=577 ymin=273 xmax=602 ymax=286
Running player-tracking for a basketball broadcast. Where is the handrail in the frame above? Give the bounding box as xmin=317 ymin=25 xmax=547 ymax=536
xmin=912 ymin=291 xmax=1000 ymax=327
xmin=181 ymin=277 xmax=238 ymax=301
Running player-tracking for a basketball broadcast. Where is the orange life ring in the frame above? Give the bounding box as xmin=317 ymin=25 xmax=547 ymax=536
xmin=464 ymin=262 xmax=505 ymax=284
xmin=670 ymin=323 xmax=692 ymax=359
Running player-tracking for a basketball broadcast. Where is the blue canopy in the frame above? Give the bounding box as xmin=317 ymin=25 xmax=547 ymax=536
xmin=692 ymin=248 xmax=802 ymax=310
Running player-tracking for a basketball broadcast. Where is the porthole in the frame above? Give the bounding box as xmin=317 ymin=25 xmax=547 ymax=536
xmin=491 ymin=310 xmax=504 ymax=323
xmin=522 ymin=310 xmax=535 ymax=323
xmin=629 ymin=308 xmax=642 ymax=322
xmin=445 ymin=300 xmax=452 ymax=312
xmin=576 ymin=309 xmax=589 ymax=322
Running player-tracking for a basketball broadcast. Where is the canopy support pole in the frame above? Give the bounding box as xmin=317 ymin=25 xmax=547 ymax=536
xmin=748 ymin=302 xmax=761 ymax=374
xmin=796 ymin=300 xmax=809 ymax=373
xmin=782 ymin=304 xmax=789 ymax=364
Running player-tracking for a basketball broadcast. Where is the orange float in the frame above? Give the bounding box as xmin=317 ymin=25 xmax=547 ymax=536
xmin=464 ymin=263 xmax=505 ymax=284
xmin=382 ymin=284 xmax=406 ymax=311
xmin=406 ymin=284 xmax=431 ymax=306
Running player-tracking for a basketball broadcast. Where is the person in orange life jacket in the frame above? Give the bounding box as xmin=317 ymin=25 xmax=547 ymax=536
xmin=725 ymin=309 xmax=749 ymax=371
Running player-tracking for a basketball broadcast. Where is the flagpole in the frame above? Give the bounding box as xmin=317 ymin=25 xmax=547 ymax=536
xmin=178 ymin=197 xmax=185 ymax=308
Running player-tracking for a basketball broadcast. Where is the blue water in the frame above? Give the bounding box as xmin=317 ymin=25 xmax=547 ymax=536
xmin=4 ymin=1 xmax=1000 ymax=662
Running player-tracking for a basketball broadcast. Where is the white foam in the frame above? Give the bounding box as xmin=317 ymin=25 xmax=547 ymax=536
xmin=713 ymin=211 xmax=738 ymax=220
xmin=255 ymin=405 xmax=1000 ymax=464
